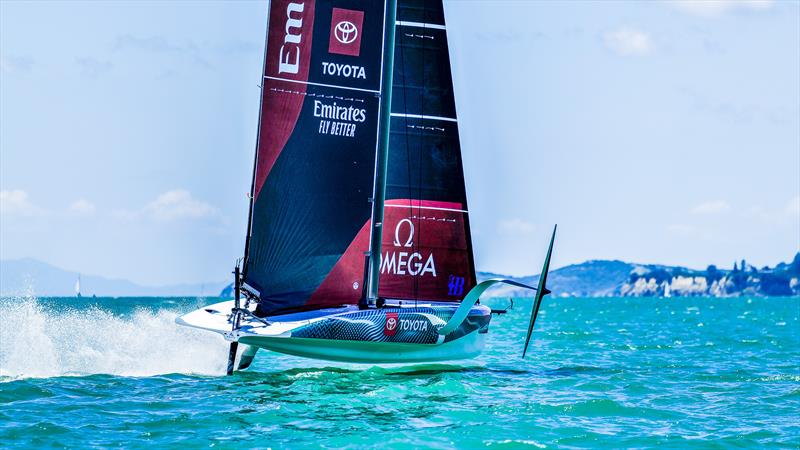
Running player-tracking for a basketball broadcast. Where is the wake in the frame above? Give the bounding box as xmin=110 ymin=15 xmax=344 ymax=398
xmin=0 ymin=297 xmax=228 ymax=379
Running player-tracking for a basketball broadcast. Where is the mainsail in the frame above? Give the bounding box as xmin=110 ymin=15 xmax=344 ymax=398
xmin=244 ymin=0 xmax=474 ymax=315
xmin=378 ymin=0 xmax=476 ymax=301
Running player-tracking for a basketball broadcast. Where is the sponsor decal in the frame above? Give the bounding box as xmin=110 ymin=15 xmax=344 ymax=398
xmin=278 ymin=2 xmax=306 ymax=75
xmin=313 ymin=100 xmax=366 ymax=137
xmin=384 ymin=312 xmax=429 ymax=337
xmin=384 ymin=312 xmax=398 ymax=336
xmin=321 ymin=61 xmax=366 ymax=79
xmin=398 ymin=318 xmax=429 ymax=332
xmin=448 ymin=275 xmax=466 ymax=296
xmin=328 ymin=8 xmax=364 ymax=56
xmin=381 ymin=219 xmax=437 ymax=277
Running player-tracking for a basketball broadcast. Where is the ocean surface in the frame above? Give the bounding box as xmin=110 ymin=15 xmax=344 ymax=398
xmin=0 ymin=295 xmax=798 ymax=448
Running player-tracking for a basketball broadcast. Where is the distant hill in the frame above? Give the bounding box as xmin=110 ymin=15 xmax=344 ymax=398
xmin=479 ymin=260 xmax=637 ymax=298
xmin=0 ymin=258 xmax=228 ymax=297
xmin=480 ymin=253 xmax=800 ymax=298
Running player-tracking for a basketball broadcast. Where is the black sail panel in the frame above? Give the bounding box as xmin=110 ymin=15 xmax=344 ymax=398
xmin=378 ymin=0 xmax=476 ymax=301
xmin=245 ymin=0 xmax=388 ymax=315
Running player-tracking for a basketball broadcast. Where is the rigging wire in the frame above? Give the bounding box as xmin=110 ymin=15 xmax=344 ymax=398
xmin=413 ymin=0 xmax=430 ymax=306
xmin=396 ymin=5 xmax=417 ymax=306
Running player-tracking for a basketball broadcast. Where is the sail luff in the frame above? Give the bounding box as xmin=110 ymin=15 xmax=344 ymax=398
xmin=242 ymin=4 xmax=273 ymax=281
xmin=441 ymin=0 xmax=476 ymax=291
xmin=366 ymin=0 xmax=399 ymax=303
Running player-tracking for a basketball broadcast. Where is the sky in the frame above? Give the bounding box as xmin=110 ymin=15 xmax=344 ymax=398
xmin=1 ymin=0 xmax=798 ymax=286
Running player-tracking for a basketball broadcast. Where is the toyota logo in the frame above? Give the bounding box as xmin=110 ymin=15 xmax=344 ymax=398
xmin=334 ymin=20 xmax=358 ymax=44
xmin=386 ymin=317 xmax=397 ymax=331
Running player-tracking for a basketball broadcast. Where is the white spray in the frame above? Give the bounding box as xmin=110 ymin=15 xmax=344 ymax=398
xmin=0 ymin=296 xmax=228 ymax=379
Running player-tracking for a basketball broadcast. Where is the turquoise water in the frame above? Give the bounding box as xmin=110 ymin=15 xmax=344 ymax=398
xmin=1 ymin=296 xmax=798 ymax=448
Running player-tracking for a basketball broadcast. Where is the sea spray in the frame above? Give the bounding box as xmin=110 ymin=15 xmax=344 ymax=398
xmin=0 ymin=297 xmax=228 ymax=379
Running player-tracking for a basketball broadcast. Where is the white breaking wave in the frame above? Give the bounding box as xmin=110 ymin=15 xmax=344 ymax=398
xmin=0 ymin=297 xmax=228 ymax=379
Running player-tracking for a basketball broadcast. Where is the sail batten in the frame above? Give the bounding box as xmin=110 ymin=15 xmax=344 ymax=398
xmin=262 ymin=75 xmax=382 ymax=93
xmin=390 ymin=113 xmax=457 ymax=122
xmin=396 ymin=21 xmax=445 ymax=30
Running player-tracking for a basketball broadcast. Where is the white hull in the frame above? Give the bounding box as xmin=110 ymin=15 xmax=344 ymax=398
xmin=176 ymin=300 xmax=491 ymax=365
xmin=237 ymin=332 xmax=485 ymax=364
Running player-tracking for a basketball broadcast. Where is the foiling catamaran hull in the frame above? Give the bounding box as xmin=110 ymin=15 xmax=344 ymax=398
xmin=178 ymin=232 xmax=555 ymax=371
xmin=177 ymin=300 xmax=492 ymax=365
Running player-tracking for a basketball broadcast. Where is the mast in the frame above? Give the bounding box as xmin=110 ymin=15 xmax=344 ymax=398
xmin=366 ymin=0 xmax=398 ymax=305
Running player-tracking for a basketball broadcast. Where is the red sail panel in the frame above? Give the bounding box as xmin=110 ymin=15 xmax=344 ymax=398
xmin=306 ymin=221 xmax=370 ymax=308
xmin=308 ymin=199 xmax=473 ymax=305
xmin=378 ymin=200 xmax=473 ymax=300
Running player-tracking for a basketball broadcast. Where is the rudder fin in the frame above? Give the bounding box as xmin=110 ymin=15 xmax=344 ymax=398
xmin=522 ymin=224 xmax=557 ymax=359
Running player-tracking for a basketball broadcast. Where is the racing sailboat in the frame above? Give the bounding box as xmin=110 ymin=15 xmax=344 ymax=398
xmin=177 ymin=0 xmax=556 ymax=374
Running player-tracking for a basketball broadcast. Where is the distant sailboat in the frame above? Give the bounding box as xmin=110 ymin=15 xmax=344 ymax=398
xmin=75 ymin=275 xmax=82 ymax=298
xmin=177 ymin=0 xmax=557 ymax=374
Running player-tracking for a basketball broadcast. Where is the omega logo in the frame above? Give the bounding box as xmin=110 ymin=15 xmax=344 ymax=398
xmin=393 ymin=218 xmax=414 ymax=248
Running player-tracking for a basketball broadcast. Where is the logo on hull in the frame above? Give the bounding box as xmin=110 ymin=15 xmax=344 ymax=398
xmin=384 ymin=312 xmax=398 ymax=336
xmin=384 ymin=312 xmax=430 ymax=337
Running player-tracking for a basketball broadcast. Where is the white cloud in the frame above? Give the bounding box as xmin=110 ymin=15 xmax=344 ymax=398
xmin=670 ymin=0 xmax=773 ymax=17
xmin=785 ymin=195 xmax=800 ymax=218
xmin=603 ymin=28 xmax=653 ymax=56
xmin=692 ymin=200 xmax=731 ymax=215
xmin=143 ymin=189 xmax=218 ymax=221
xmin=69 ymin=199 xmax=96 ymax=215
xmin=0 ymin=190 xmax=44 ymax=216
xmin=498 ymin=218 xmax=536 ymax=234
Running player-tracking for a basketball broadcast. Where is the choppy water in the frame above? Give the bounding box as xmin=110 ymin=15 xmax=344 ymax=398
xmin=1 ymin=296 xmax=798 ymax=448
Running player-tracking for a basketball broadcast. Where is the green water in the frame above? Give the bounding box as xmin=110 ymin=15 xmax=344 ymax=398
xmin=0 ymin=296 xmax=798 ymax=448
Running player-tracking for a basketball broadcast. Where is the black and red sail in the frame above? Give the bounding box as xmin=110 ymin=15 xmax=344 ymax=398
xmin=378 ymin=0 xmax=476 ymax=302
xmin=244 ymin=0 xmax=388 ymax=314
xmin=244 ymin=0 xmax=475 ymax=316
